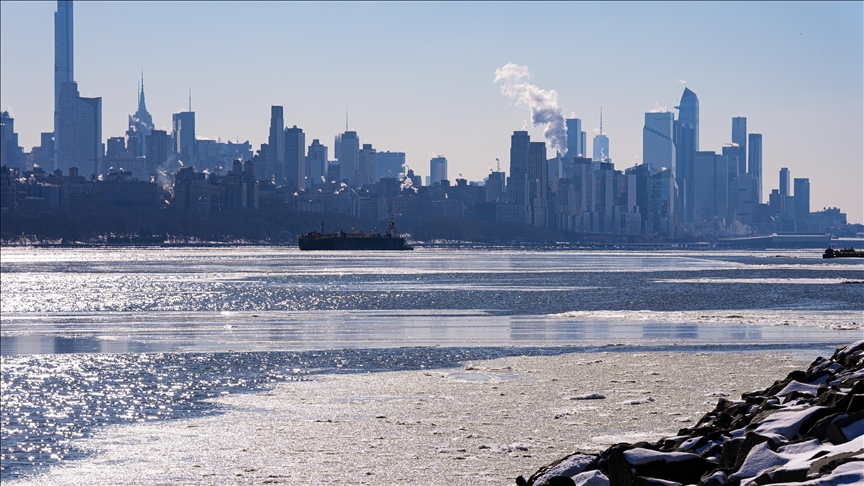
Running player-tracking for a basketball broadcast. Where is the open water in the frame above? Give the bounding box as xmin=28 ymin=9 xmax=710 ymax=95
xmin=1 ymin=246 xmax=862 ymax=481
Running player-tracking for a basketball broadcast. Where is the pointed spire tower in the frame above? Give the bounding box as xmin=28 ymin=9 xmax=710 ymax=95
xmin=128 ymin=71 xmax=154 ymax=157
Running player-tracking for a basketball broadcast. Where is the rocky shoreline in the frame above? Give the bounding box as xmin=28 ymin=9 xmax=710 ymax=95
xmin=520 ymin=340 xmax=864 ymax=486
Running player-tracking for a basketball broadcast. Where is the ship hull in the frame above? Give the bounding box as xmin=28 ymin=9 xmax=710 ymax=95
xmin=298 ymin=235 xmax=413 ymax=251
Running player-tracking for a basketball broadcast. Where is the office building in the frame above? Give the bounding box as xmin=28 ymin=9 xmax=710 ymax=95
xmin=376 ymin=151 xmax=406 ymax=180
xmin=779 ymin=167 xmax=791 ymax=197
xmin=748 ymin=133 xmax=762 ymax=203
xmin=528 ymin=141 xmax=548 ymax=227
xmin=54 ymin=0 xmax=74 ymax=167
xmin=674 ymin=88 xmax=699 ymax=222
xmin=430 ymin=156 xmax=447 ymax=185
xmin=732 ymin=117 xmax=747 ymax=174
xmin=307 ymin=139 xmax=328 ymax=187
xmin=693 ymin=151 xmax=729 ymax=226
xmin=56 ymin=81 xmax=101 ymax=176
xmin=566 ymin=118 xmax=586 ymax=157
xmin=145 ymin=129 xmax=169 ymax=176
xmin=357 ymin=143 xmax=377 ymax=186
xmin=508 ymin=130 xmax=530 ymax=205
xmin=128 ymin=74 xmax=154 ymax=158
xmin=285 ymin=125 xmax=305 ymax=189
xmin=267 ymin=106 xmax=284 ymax=184
xmin=172 ymin=110 xmax=195 ymax=167
xmin=338 ymin=131 xmax=359 ymax=186
xmin=1 ymin=111 xmax=22 ymax=170
xmin=592 ymin=109 xmax=610 ymax=162
xmin=643 ymin=112 xmax=676 ymax=175
xmin=793 ymin=178 xmax=810 ymax=221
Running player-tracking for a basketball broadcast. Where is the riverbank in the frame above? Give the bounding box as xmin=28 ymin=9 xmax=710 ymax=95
xmin=9 ymin=350 xmax=815 ymax=485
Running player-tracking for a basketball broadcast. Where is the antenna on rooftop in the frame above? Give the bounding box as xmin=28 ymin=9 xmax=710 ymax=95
xmin=189 ymin=89 xmax=192 ymax=112
xmin=600 ymin=107 xmax=603 ymax=135
xmin=496 ymin=158 xmax=500 ymax=172
xmin=345 ymin=106 xmax=348 ymax=131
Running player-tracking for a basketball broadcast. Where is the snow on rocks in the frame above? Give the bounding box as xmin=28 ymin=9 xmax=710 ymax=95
xmin=519 ymin=340 xmax=864 ymax=486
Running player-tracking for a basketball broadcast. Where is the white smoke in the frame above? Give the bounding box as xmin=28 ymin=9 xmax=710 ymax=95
xmin=676 ymin=79 xmax=687 ymax=86
xmin=494 ymin=63 xmax=567 ymax=154
xmin=650 ymin=102 xmax=670 ymax=113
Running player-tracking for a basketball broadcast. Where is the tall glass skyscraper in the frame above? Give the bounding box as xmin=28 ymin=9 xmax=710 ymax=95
xmin=732 ymin=117 xmax=747 ymax=174
xmin=54 ymin=0 xmax=74 ymax=169
xmin=643 ymin=112 xmax=676 ymax=174
xmin=748 ymin=133 xmax=763 ymax=203
xmin=674 ymin=87 xmax=699 ymax=222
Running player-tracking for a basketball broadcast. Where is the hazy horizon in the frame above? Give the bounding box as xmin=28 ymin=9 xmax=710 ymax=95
xmin=1 ymin=1 xmax=862 ymax=223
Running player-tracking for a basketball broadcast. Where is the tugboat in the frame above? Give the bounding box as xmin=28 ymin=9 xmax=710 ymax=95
xmin=823 ymin=247 xmax=864 ymax=258
xmin=298 ymin=220 xmax=413 ymax=251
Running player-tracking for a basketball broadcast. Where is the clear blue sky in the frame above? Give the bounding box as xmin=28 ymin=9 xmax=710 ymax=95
xmin=2 ymin=1 xmax=862 ymax=222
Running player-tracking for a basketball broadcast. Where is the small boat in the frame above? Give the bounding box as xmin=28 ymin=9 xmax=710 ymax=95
xmin=298 ymin=220 xmax=413 ymax=251
xmin=823 ymin=247 xmax=864 ymax=258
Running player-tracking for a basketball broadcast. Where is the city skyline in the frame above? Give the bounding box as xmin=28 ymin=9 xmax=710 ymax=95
xmin=0 ymin=2 xmax=861 ymax=222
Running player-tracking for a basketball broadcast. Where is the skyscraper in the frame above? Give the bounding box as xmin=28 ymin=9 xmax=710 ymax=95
xmin=779 ymin=167 xmax=791 ymax=197
xmin=674 ymin=88 xmax=699 ymax=222
xmin=307 ymin=139 xmax=328 ymax=187
xmin=56 ymin=81 xmax=101 ymax=176
xmin=376 ymin=151 xmax=406 ymax=180
xmin=793 ymin=178 xmax=810 ymax=222
xmin=172 ymin=111 xmax=196 ymax=167
xmin=693 ymin=151 xmax=729 ymax=226
xmin=528 ymin=141 xmax=548 ymax=227
xmin=566 ymin=118 xmax=586 ymax=157
xmin=643 ymin=112 xmax=676 ymax=174
xmin=338 ymin=131 xmax=359 ymax=186
xmin=748 ymin=133 xmax=763 ymax=203
xmin=592 ymin=109 xmax=609 ymax=162
xmin=731 ymin=117 xmax=747 ymax=174
xmin=508 ymin=130 xmax=530 ymax=205
xmin=54 ymin=0 xmax=74 ymax=166
xmin=0 ymin=111 xmax=21 ymax=171
xmin=128 ymin=74 xmax=154 ymax=158
xmin=430 ymin=156 xmax=447 ymax=185
xmin=285 ymin=125 xmax=305 ymax=189
xmin=267 ymin=106 xmax=284 ymax=184
xmin=145 ymin=129 xmax=169 ymax=176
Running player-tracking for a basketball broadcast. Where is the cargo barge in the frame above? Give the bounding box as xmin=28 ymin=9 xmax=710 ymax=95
xmin=298 ymin=220 xmax=413 ymax=251
xmin=823 ymin=247 xmax=864 ymax=258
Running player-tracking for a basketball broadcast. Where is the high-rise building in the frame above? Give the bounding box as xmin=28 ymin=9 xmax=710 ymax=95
xmin=376 ymin=151 xmax=406 ymax=180
xmin=731 ymin=117 xmax=747 ymax=174
xmin=54 ymin=0 xmax=74 ymax=167
xmin=486 ymin=170 xmax=506 ymax=203
xmin=128 ymin=74 xmax=154 ymax=158
xmin=793 ymin=178 xmax=810 ymax=222
xmin=693 ymin=151 xmax=728 ymax=226
xmin=748 ymin=133 xmax=763 ymax=203
xmin=528 ymin=141 xmax=548 ymax=227
xmin=0 ymin=111 xmax=22 ymax=170
xmin=338 ymin=131 xmax=359 ymax=186
xmin=779 ymin=167 xmax=791 ymax=197
xmin=285 ymin=125 xmax=305 ymax=189
xmin=56 ymin=82 xmax=101 ymax=176
xmin=643 ymin=112 xmax=676 ymax=175
xmin=566 ymin=118 xmax=586 ymax=157
xmin=675 ymin=88 xmax=699 ymax=150
xmin=674 ymin=88 xmax=699 ymax=223
xmin=307 ymin=139 xmax=328 ymax=187
xmin=508 ymin=130 xmax=530 ymax=205
xmin=172 ymin=111 xmax=195 ymax=167
xmin=430 ymin=156 xmax=447 ymax=185
xmin=592 ymin=109 xmax=609 ymax=162
xmin=145 ymin=129 xmax=169 ymax=176
xmin=267 ymin=107 xmax=284 ymax=184
xmin=357 ymin=143 xmax=377 ymax=186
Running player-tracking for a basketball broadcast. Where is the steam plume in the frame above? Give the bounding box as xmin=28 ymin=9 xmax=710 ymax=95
xmin=676 ymin=79 xmax=687 ymax=86
xmin=494 ymin=63 xmax=567 ymax=154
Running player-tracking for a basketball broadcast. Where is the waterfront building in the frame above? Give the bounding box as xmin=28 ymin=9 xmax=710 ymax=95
xmin=794 ymin=177 xmax=810 ymax=223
